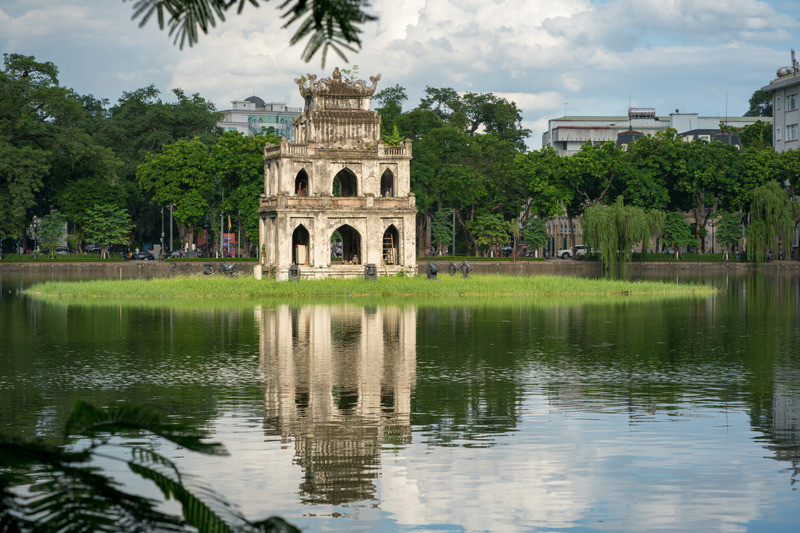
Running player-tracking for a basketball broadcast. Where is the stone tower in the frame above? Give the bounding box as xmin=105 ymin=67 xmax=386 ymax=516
xmin=258 ymin=68 xmax=416 ymax=280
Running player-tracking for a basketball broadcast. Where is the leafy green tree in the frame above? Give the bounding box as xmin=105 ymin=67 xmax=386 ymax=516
xmin=137 ymin=138 xmax=215 ymax=248
xmin=739 ymin=120 xmax=773 ymax=149
xmin=744 ymin=88 xmax=773 ymax=117
xmin=394 ymin=109 xmax=445 ymax=141
xmin=716 ymin=211 xmax=743 ymax=260
xmin=83 ymin=204 xmax=134 ymax=257
xmin=522 ymin=217 xmax=548 ymax=256
xmin=57 ymin=176 xmax=129 ymax=252
xmin=620 ymin=132 xmax=682 ymax=211
xmin=209 ymin=131 xmax=279 ymax=256
xmin=675 ymin=140 xmax=740 ymax=251
xmin=36 ymin=212 xmax=66 ymax=255
xmin=467 ymin=213 xmax=510 ymax=255
xmin=97 ymin=85 xmax=221 ymax=244
xmin=745 ymin=181 xmax=797 ymax=264
xmin=128 ymin=0 xmax=375 ymax=65
xmin=661 ymin=211 xmax=694 ymax=259
xmin=0 ymin=54 xmax=83 ymax=241
xmin=431 ymin=209 xmax=455 ymax=255
xmin=419 ymin=88 xmax=530 ymax=149
xmin=582 ymin=197 xmax=649 ymax=277
xmin=515 ymin=147 xmax=569 ymax=225
xmin=374 ymin=84 xmax=407 ymax=139
xmin=0 ymin=400 xmax=298 ymax=532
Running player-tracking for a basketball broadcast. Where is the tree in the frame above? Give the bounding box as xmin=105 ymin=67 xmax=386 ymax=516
xmin=515 ymin=147 xmax=569 ymax=226
xmin=419 ymin=88 xmax=530 ymax=149
xmin=745 ymin=181 xmax=797 ymax=264
xmin=467 ymin=213 xmax=510 ymax=256
xmin=0 ymin=54 xmax=83 ymax=242
xmin=0 ymin=400 xmax=299 ymax=532
xmin=716 ymin=211 xmax=743 ymax=260
xmin=83 ymin=204 xmax=134 ymax=257
xmin=137 ymin=138 xmax=215 ymax=248
xmin=522 ymin=218 xmax=548 ymax=256
xmin=374 ymin=84 xmax=407 ymax=140
xmin=739 ymin=120 xmax=773 ymax=150
xmin=95 ymin=85 xmax=221 ymax=245
xmin=36 ymin=212 xmax=66 ymax=255
xmin=582 ymin=198 xmax=649 ymax=277
xmin=57 ymin=176 xmax=129 ymax=252
xmin=127 ymin=0 xmax=376 ymax=65
xmin=430 ymin=209 xmax=455 ymax=256
xmin=209 ymin=131 xmax=279 ymax=256
xmin=744 ymin=88 xmax=773 ymax=117
xmin=661 ymin=211 xmax=694 ymax=260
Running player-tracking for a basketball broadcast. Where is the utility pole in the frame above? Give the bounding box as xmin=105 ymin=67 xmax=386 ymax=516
xmin=220 ymin=188 xmax=224 ymax=258
xmin=169 ymin=204 xmax=173 ymax=253
xmin=452 ymin=209 xmax=456 ymax=257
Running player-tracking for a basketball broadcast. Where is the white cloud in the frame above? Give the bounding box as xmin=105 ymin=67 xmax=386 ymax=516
xmin=2 ymin=0 xmax=797 ymax=147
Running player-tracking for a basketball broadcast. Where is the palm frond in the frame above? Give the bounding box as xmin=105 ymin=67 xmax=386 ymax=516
xmin=64 ymin=400 xmax=227 ymax=455
xmin=125 ymin=0 xmax=373 ymax=63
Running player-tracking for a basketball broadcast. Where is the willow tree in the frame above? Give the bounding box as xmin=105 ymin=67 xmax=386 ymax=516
xmin=745 ymin=181 xmax=797 ymax=264
xmin=583 ymin=197 xmax=649 ymax=277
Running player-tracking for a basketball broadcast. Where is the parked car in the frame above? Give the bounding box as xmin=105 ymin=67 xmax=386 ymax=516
xmin=556 ymin=245 xmax=587 ymax=259
xmin=84 ymin=243 xmax=102 ymax=253
xmin=129 ymin=250 xmax=155 ymax=261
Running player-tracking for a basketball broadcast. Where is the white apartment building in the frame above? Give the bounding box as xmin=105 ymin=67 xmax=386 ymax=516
xmin=217 ymin=96 xmax=302 ymax=141
xmin=763 ymin=51 xmax=800 ymax=153
xmin=542 ymin=108 xmax=768 ymax=156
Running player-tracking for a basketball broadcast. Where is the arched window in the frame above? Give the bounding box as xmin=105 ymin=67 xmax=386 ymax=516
xmin=331 ymin=225 xmax=361 ymax=264
xmin=380 ymin=169 xmax=394 ymax=197
xmin=332 ymin=168 xmax=358 ymax=197
xmin=295 ymin=170 xmax=309 ymax=197
xmin=382 ymin=225 xmax=399 ymax=265
xmin=292 ymin=224 xmax=310 ymax=265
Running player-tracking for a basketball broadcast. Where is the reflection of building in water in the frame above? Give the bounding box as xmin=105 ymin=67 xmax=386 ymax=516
xmin=256 ymin=304 xmax=416 ymax=504
xmin=751 ymin=383 xmax=800 ymax=482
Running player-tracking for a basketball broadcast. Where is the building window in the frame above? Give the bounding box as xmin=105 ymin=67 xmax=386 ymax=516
xmin=776 ymin=127 xmax=781 ymax=141
xmin=787 ymin=124 xmax=798 ymax=141
xmin=776 ymin=96 xmax=781 ymax=110
xmin=788 ymin=94 xmax=798 ymax=111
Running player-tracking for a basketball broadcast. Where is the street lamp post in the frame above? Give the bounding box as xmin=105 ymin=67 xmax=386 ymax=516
xmin=451 ymin=209 xmax=456 ymax=257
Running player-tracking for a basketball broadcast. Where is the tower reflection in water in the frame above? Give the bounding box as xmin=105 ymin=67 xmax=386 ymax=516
xmin=256 ymin=304 xmax=416 ymax=505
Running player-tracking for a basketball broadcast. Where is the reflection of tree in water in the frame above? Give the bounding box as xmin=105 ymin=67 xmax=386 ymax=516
xmin=258 ymin=304 xmax=416 ymax=505
xmin=414 ymin=307 xmax=527 ymax=446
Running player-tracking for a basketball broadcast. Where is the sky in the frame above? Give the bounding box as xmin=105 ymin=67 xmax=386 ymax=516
xmin=1 ymin=0 xmax=799 ymax=148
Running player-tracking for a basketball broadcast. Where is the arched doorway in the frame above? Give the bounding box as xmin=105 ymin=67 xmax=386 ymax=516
xmin=295 ymin=169 xmax=309 ymax=196
xmin=332 ymin=168 xmax=358 ymax=197
xmin=380 ymin=169 xmax=394 ymax=197
xmin=331 ymin=225 xmax=361 ymax=264
xmin=382 ymin=225 xmax=399 ymax=265
xmin=292 ymin=224 xmax=310 ymax=265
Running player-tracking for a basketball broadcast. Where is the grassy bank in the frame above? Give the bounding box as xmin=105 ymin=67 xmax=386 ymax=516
xmin=26 ymin=273 xmax=715 ymax=301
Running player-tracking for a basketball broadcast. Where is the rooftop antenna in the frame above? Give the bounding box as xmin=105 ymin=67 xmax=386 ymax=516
xmin=564 ymin=103 xmax=567 ymax=117
xmin=792 ymin=49 xmax=799 ymax=73
xmin=628 ymin=92 xmax=632 ymax=131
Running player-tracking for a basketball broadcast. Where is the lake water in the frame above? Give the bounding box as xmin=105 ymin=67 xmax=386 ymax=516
xmin=1 ymin=270 xmax=799 ymax=531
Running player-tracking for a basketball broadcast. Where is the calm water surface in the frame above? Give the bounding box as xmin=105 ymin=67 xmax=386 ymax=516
xmin=1 ymin=271 xmax=799 ymax=532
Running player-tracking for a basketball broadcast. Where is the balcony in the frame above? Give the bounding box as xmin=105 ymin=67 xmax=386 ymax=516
xmin=260 ymin=194 xmax=415 ymax=211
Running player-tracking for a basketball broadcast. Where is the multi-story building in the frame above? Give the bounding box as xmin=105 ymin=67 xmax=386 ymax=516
xmin=763 ymin=51 xmax=800 ymax=153
xmin=217 ymin=96 xmax=302 ymax=140
xmin=258 ymin=68 xmax=416 ymax=280
xmin=542 ymin=108 xmax=767 ymax=156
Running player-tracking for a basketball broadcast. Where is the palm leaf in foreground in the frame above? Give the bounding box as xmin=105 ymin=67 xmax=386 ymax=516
xmin=1 ymin=401 xmax=300 ymax=532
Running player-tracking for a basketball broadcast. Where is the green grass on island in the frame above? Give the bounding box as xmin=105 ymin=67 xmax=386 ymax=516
xmin=26 ymin=273 xmax=715 ymax=302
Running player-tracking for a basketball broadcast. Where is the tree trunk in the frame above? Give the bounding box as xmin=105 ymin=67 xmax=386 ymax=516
xmin=177 ymin=223 xmax=194 ymax=252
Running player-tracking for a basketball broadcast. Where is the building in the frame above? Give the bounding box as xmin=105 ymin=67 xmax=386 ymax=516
xmin=543 ymin=108 xmax=766 ymax=156
xmin=763 ymin=50 xmax=800 ymax=153
xmin=258 ymin=68 xmax=417 ymax=280
xmin=217 ymin=96 xmax=302 ymax=140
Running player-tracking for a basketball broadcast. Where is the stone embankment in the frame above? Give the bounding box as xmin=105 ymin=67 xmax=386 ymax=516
xmin=2 ymin=259 xmax=799 ymax=280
